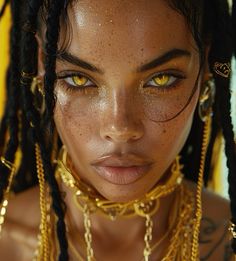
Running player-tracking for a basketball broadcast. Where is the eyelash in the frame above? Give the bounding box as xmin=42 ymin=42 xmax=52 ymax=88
xmin=57 ymin=71 xmax=185 ymax=93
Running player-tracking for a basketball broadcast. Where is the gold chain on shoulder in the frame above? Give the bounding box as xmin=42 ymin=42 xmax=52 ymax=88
xmin=0 ymin=157 xmax=16 ymax=236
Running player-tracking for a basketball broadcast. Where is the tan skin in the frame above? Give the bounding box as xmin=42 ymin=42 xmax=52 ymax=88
xmin=0 ymin=0 xmax=234 ymax=260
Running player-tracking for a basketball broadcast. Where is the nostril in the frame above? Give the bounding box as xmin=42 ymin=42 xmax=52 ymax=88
xmin=105 ymin=135 xmax=113 ymax=141
xmin=104 ymin=131 xmax=143 ymax=143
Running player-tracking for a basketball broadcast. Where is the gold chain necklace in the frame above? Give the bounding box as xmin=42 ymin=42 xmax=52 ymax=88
xmin=56 ymin=147 xmax=183 ymax=220
xmin=64 ymin=183 xmax=196 ymax=261
xmin=33 ymin=116 xmax=211 ymax=261
xmin=56 ymin=148 xmax=184 ymax=261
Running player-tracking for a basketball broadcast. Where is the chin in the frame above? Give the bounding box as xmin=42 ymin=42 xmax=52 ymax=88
xmin=91 ymin=180 xmax=155 ymax=203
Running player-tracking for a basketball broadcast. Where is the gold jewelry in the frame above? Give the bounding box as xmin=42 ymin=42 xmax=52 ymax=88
xmin=35 ymin=118 xmax=211 ymax=261
xmin=213 ymin=62 xmax=231 ymax=78
xmin=191 ymin=114 xmax=212 ymax=261
xmin=198 ymin=77 xmax=215 ymax=122
xmin=56 ymin=148 xmax=183 ymax=220
xmin=33 ymin=143 xmax=51 ymax=261
xmin=162 ymin=184 xmax=195 ymax=260
xmin=0 ymin=157 xmax=16 ymax=235
xmin=56 ymin=149 xmax=184 ymax=260
xmin=229 ymin=222 xmax=236 ymax=239
xmin=64 ymin=183 xmax=196 ymax=261
xmin=20 ymin=71 xmax=36 ymax=85
xmin=31 ymin=77 xmax=45 ymax=113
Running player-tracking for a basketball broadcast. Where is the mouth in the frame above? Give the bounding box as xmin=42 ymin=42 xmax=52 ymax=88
xmin=91 ymin=155 xmax=153 ymax=185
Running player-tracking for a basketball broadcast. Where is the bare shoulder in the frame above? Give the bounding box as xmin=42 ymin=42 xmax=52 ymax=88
xmin=185 ymin=180 xmax=234 ymax=261
xmin=0 ymin=186 xmax=40 ymax=261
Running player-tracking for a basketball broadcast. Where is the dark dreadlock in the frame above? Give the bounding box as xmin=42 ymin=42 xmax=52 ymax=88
xmin=0 ymin=0 xmax=21 ymax=200
xmin=20 ymin=0 xmax=69 ymax=259
xmin=0 ymin=0 xmax=235 ymax=259
xmin=0 ymin=0 xmax=69 ymax=259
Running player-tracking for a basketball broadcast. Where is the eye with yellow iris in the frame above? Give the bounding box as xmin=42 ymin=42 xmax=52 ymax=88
xmin=63 ymin=74 xmax=94 ymax=88
xmin=148 ymin=73 xmax=179 ymax=88
xmin=59 ymin=71 xmax=183 ymax=91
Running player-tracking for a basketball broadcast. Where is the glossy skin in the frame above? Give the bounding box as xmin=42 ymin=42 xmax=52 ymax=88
xmin=54 ymin=0 xmax=201 ymax=202
xmin=0 ymin=0 xmax=234 ymax=260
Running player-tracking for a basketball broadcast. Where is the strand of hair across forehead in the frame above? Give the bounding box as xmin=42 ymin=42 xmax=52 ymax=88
xmin=0 ymin=0 xmax=22 ymax=201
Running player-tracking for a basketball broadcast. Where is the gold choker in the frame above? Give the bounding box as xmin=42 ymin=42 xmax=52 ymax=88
xmin=55 ymin=146 xmax=185 ymax=261
xmin=56 ymin=146 xmax=183 ymax=221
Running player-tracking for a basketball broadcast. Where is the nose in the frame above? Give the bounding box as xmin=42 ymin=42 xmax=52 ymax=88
xmin=100 ymin=91 xmax=144 ymax=143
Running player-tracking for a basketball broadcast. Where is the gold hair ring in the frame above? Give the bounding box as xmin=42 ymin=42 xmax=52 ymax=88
xmin=21 ymin=71 xmax=36 ymax=79
xmin=229 ymin=222 xmax=236 ymax=239
xmin=213 ymin=62 xmax=231 ymax=78
xmin=21 ymin=71 xmax=37 ymax=85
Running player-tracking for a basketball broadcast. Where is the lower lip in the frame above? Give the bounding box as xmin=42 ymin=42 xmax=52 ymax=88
xmin=92 ymin=165 xmax=152 ymax=185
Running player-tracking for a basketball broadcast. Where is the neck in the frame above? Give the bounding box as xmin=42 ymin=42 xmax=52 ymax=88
xmin=55 ymin=149 xmax=184 ymax=259
xmin=62 ymin=181 xmax=176 ymax=247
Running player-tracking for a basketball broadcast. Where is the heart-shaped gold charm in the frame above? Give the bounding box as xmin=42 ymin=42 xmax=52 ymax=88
xmin=213 ymin=62 xmax=231 ymax=78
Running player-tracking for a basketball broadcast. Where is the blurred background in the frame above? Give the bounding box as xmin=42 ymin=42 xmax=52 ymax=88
xmin=0 ymin=0 xmax=235 ymax=198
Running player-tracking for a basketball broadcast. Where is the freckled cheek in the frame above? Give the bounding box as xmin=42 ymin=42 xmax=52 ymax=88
xmin=147 ymin=88 xmax=199 ymax=162
xmin=141 ymin=82 xmax=198 ymax=122
xmin=54 ymin=89 xmax=100 ymax=147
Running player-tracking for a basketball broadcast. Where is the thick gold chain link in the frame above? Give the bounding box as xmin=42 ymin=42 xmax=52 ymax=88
xmin=83 ymin=204 xmax=95 ymax=261
xmin=143 ymin=215 xmax=153 ymax=261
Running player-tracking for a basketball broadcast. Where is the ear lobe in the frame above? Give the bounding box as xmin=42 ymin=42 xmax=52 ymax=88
xmin=35 ymin=33 xmax=45 ymax=78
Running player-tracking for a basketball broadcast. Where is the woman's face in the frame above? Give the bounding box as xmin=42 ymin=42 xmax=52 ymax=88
xmin=53 ymin=0 xmax=202 ymax=202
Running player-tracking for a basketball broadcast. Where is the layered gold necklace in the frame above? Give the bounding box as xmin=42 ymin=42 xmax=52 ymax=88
xmin=33 ymin=146 xmax=200 ymax=261
xmin=34 ymin=114 xmax=213 ymax=260
xmin=53 ymin=148 xmax=197 ymax=261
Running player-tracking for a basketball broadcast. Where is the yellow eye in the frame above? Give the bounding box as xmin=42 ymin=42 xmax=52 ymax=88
xmin=153 ymin=74 xmax=170 ymax=87
xmin=72 ymin=75 xmax=88 ymax=86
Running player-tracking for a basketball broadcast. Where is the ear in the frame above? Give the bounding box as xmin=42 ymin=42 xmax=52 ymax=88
xmin=35 ymin=33 xmax=45 ymax=79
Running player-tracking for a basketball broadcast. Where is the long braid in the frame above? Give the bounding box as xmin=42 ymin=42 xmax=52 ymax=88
xmin=208 ymin=0 xmax=236 ymax=252
xmin=43 ymin=1 xmax=69 ymax=259
xmin=0 ymin=0 xmax=235 ymax=258
xmin=232 ymin=0 xmax=236 ymax=54
xmin=20 ymin=0 xmax=68 ymax=259
xmin=0 ymin=0 xmax=22 ymax=200
xmin=0 ymin=69 xmax=10 ymax=153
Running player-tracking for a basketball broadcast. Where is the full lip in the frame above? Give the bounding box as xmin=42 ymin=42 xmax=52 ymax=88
xmin=91 ymin=154 xmax=154 ymax=185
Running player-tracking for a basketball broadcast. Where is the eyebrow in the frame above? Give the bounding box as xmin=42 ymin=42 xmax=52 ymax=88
xmin=57 ymin=52 xmax=104 ymax=74
xmin=57 ymin=48 xmax=191 ymax=74
xmin=137 ymin=49 xmax=191 ymax=72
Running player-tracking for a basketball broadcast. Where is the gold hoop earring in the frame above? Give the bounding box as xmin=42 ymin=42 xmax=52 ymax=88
xmin=31 ymin=77 xmax=45 ymax=114
xmin=198 ymin=77 xmax=215 ymax=122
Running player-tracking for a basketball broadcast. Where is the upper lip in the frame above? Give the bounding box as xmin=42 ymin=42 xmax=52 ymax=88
xmin=91 ymin=154 xmax=154 ymax=167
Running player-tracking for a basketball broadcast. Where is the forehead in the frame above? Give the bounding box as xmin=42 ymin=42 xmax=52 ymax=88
xmin=61 ymin=0 xmax=195 ymax=70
